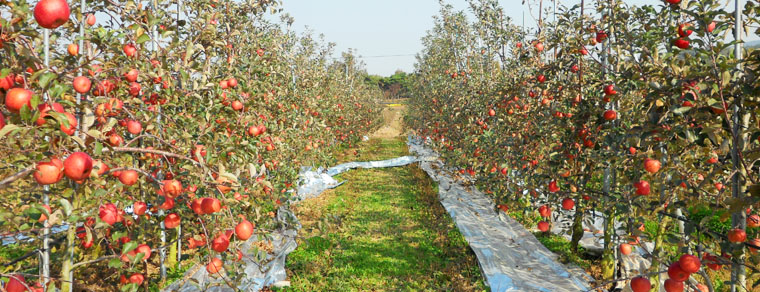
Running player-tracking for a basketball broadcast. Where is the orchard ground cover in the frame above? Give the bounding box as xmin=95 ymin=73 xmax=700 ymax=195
xmin=284 ymin=105 xmax=487 ymax=291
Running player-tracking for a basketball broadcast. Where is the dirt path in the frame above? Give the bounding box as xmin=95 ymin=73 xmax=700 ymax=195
xmin=371 ymin=104 xmax=406 ymax=139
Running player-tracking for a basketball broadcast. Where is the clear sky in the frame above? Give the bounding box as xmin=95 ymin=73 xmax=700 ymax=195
xmin=275 ymin=0 xmax=754 ymax=76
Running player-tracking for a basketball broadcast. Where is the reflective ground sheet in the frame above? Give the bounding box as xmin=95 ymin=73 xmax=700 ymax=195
xmin=409 ymin=137 xmax=591 ymax=292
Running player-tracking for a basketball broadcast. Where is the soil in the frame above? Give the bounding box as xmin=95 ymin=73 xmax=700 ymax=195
xmin=371 ymin=104 xmax=406 ymax=139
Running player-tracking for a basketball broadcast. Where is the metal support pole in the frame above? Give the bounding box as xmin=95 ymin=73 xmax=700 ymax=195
xmin=150 ymin=1 xmax=169 ymax=280
xmin=735 ymin=0 xmax=743 ymax=67
xmin=41 ymin=28 xmax=50 ymax=292
xmin=730 ymin=1 xmax=745 ymax=291
xmin=160 ymin=219 xmax=167 ymax=280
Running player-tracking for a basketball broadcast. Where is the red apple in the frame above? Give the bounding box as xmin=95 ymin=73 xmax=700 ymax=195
xmin=164 ymin=213 xmax=180 ymax=229
xmin=126 ymin=120 xmax=142 ymax=134
xmin=235 ymin=220 xmax=254 ymax=240
xmin=118 ymin=170 xmax=138 ymax=186
xmin=678 ymin=254 xmax=701 ymax=273
xmin=5 ymin=88 xmax=33 ymax=113
xmin=677 ymin=23 xmax=693 ymax=38
xmin=603 ymin=110 xmax=617 ymax=121
xmin=128 ymin=273 xmax=144 ymax=285
xmin=34 ymin=0 xmax=70 ymax=29
xmin=136 ymin=244 xmax=151 ymax=260
xmin=674 ymin=38 xmax=690 ymax=49
xmin=747 ymin=214 xmax=760 ymax=228
xmin=124 ymin=69 xmax=138 ymax=82
xmin=133 ymin=201 xmax=147 ymax=215
xmin=561 ymin=198 xmax=574 ymax=210
xmin=201 ymin=198 xmax=221 ymax=214
xmin=38 ymin=204 xmax=52 ymax=223
xmin=60 ymin=112 xmax=77 ymax=135
xmin=538 ymin=205 xmax=551 ymax=218
xmin=73 ymin=76 xmax=91 ymax=93
xmin=34 ymin=158 xmax=64 ymax=185
xmin=619 ymin=243 xmax=632 ymax=255
xmin=123 ymin=44 xmax=137 ymax=57
xmin=162 ymin=179 xmax=183 ymax=198
xmin=707 ymin=21 xmax=716 ymax=33
xmin=663 ymin=279 xmax=683 ymax=292
xmin=4 ymin=274 xmax=27 ymax=292
xmin=749 ymin=238 xmax=760 ymax=253
xmin=644 ymin=158 xmax=661 ymax=173
xmin=537 ymin=221 xmax=550 ymax=232
xmin=603 ymin=84 xmax=617 ymax=96
xmin=667 ymin=262 xmax=689 ymax=282
xmin=86 ymin=14 xmax=96 ymax=26
xmin=548 ymin=180 xmax=559 ymax=192
xmin=534 ymin=42 xmax=544 ymax=52
xmin=727 ymin=228 xmax=746 ymax=243
xmin=630 ymin=276 xmax=651 ymax=292
xmin=67 ymin=44 xmax=78 ymax=56
xmin=634 ymin=180 xmax=651 ymax=196
xmin=211 ymin=234 xmax=229 ymax=252
xmin=207 ymin=257 xmax=223 ymax=274
xmin=99 ymin=203 xmax=119 ymax=225
xmin=64 ymin=152 xmax=93 ymax=180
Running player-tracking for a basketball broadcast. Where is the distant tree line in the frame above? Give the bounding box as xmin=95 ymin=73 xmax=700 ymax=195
xmin=364 ymin=70 xmax=413 ymax=99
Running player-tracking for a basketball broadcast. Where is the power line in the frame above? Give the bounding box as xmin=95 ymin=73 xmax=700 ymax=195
xmin=357 ymin=54 xmax=416 ymax=58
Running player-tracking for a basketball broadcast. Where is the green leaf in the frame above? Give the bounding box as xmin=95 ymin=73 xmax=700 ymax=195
xmin=24 ymin=205 xmax=42 ymax=219
xmin=108 ymin=258 xmax=123 ymax=268
xmin=120 ymin=283 xmax=138 ymax=292
xmin=71 ymin=136 xmax=86 ymax=148
xmin=83 ymin=108 xmax=96 ymax=131
xmin=93 ymin=188 xmax=107 ymax=197
xmin=112 ymin=231 xmax=126 ymax=242
xmin=0 ymin=124 xmax=20 ymax=139
xmin=136 ymin=34 xmax=151 ymax=45
xmin=30 ymin=93 xmax=41 ymax=109
xmin=722 ymin=70 xmax=731 ymax=86
xmin=48 ymin=111 xmax=69 ymax=127
xmin=122 ymin=241 xmax=138 ymax=254
xmin=672 ymin=107 xmax=692 ymax=114
xmin=58 ymin=198 xmax=73 ymax=216
xmin=102 ymin=118 xmax=118 ymax=133
xmin=19 ymin=104 xmax=32 ymax=122
xmin=87 ymin=129 xmax=103 ymax=139
xmin=95 ymin=142 xmax=103 ymax=156
xmin=38 ymin=72 xmax=57 ymax=89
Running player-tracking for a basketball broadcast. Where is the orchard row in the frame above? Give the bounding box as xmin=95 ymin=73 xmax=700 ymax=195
xmin=1 ymin=0 xmax=380 ymax=291
xmin=408 ymin=0 xmax=760 ymax=291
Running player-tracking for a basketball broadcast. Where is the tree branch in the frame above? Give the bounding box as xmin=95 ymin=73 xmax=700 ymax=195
xmin=111 ymin=147 xmax=199 ymax=166
xmin=0 ymin=166 xmax=34 ymax=187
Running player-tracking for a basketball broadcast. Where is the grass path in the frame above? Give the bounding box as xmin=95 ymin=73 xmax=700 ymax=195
xmin=282 ymin=137 xmax=487 ymax=291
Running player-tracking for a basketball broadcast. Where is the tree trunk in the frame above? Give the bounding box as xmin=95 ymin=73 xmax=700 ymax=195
xmin=650 ymin=216 xmax=671 ymax=292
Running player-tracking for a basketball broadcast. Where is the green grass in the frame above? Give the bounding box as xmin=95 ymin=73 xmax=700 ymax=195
xmin=533 ymin=232 xmax=597 ymax=270
xmin=335 ymin=137 xmax=411 ymax=163
xmin=283 ymin=137 xmax=487 ymax=292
